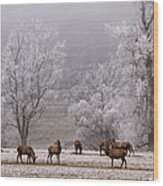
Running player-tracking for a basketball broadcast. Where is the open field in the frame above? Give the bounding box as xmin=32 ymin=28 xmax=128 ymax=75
xmin=1 ymin=149 xmax=153 ymax=180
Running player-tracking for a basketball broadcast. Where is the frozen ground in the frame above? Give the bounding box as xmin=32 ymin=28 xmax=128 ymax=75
xmin=1 ymin=149 xmax=153 ymax=180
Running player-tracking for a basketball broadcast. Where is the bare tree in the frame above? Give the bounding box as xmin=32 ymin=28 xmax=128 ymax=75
xmin=1 ymin=21 xmax=65 ymax=145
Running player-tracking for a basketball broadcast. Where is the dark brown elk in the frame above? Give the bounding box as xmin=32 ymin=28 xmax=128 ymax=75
xmin=74 ymin=140 xmax=82 ymax=154
xmin=121 ymin=142 xmax=134 ymax=156
xmin=16 ymin=145 xmax=37 ymax=164
xmin=47 ymin=140 xmax=62 ymax=164
xmin=111 ymin=139 xmax=134 ymax=156
xmin=103 ymin=142 xmax=127 ymax=169
xmin=99 ymin=140 xmax=110 ymax=156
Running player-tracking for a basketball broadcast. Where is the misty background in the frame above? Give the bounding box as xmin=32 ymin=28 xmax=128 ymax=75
xmin=1 ymin=2 xmax=137 ymax=88
xmin=1 ymin=2 xmax=154 ymax=151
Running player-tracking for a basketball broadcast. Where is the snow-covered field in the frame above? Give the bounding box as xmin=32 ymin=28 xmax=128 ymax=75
xmin=1 ymin=149 xmax=153 ymax=180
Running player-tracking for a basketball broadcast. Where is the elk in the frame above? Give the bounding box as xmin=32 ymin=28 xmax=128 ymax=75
xmin=47 ymin=140 xmax=62 ymax=164
xmin=121 ymin=142 xmax=134 ymax=156
xmin=103 ymin=142 xmax=127 ymax=169
xmin=99 ymin=140 xmax=110 ymax=156
xmin=112 ymin=139 xmax=134 ymax=156
xmin=74 ymin=140 xmax=82 ymax=154
xmin=16 ymin=145 xmax=37 ymax=164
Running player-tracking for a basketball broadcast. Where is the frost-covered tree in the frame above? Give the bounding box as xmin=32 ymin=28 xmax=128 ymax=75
xmin=69 ymin=60 xmax=133 ymax=150
xmin=1 ymin=21 xmax=65 ymax=145
xmin=69 ymin=1 xmax=154 ymax=151
xmin=105 ymin=1 xmax=154 ymax=150
xmin=140 ymin=1 xmax=154 ymax=150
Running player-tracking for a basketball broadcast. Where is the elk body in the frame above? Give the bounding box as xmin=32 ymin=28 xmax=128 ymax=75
xmin=99 ymin=140 xmax=109 ymax=156
xmin=47 ymin=140 xmax=62 ymax=164
xmin=17 ymin=145 xmax=37 ymax=164
xmin=121 ymin=142 xmax=134 ymax=156
xmin=103 ymin=143 xmax=127 ymax=169
xmin=112 ymin=139 xmax=134 ymax=156
xmin=74 ymin=140 xmax=82 ymax=154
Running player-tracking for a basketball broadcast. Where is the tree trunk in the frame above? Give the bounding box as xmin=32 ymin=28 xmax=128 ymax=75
xmin=19 ymin=120 xmax=29 ymax=145
xmin=146 ymin=56 xmax=154 ymax=151
xmin=20 ymin=134 xmax=28 ymax=145
xmin=148 ymin=72 xmax=154 ymax=151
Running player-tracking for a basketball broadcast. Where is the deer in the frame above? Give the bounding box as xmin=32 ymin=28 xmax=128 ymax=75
xmin=111 ymin=139 xmax=134 ymax=156
xmin=99 ymin=140 xmax=110 ymax=156
xmin=74 ymin=140 xmax=82 ymax=154
xmin=121 ymin=141 xmax=134 ymax=156
xmin=103 ymin=142 xmax=127 ymax=169
xmin=16 ymin=145 xmax=37 ymax=164
xmin=47 ymin=140 xmax=62 ymax=164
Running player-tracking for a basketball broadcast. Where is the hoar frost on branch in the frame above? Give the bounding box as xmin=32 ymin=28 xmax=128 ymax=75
xmin=104 ymin=1 xmax=154 ymax=150
xmin=2 ymin=21 xmax=66 ymax=145
xmin=69 ymin=61 xmax=132 ymax=150
xmin=69 ymin=1 xmax=154 ymax=151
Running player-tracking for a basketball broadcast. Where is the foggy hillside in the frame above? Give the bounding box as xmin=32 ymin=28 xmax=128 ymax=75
xmin=1 ymin=2 xmax=137 ymax=89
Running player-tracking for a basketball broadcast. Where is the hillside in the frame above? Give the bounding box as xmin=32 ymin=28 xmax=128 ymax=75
xmin=28 ymin=104 xmax=77 ymax=149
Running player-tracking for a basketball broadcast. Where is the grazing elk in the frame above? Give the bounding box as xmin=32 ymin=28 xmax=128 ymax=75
xmin=74 ymin=140 xmax=82 ymax=154
xmin=47 ymin=140 xmax=62 ymax=164
xmin=17 ymin=145 xmax=37 ymax=164
xmin=99 ymin=140 xmax=110 ymax=156
xmin=103 ymin=142 xmax=127 ymax=169
xmin=112 ymin=139 xmax=134 ymax=156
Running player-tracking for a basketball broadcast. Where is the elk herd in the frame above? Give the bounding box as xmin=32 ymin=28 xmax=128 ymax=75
xmin=16 ymin=139 xmax=135 ymax=169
